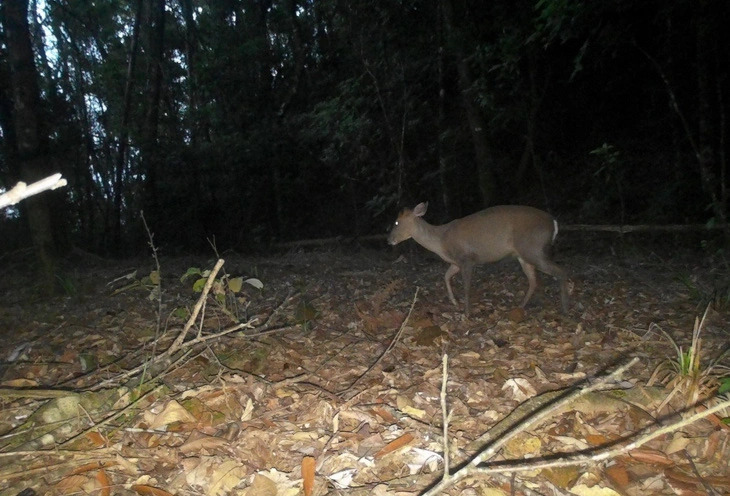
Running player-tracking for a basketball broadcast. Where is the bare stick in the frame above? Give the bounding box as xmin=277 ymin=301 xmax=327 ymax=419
xmin=440 ymin=354 xmax=451 ymax=480
xmin=422 ymin=375 xmax=730 ymax=494
xmin=140 ymin=211 xmax=163 ymax=386
xmin=457 ymin=399 xmax=730 ymax=478
xmin=0 ymin=173 xmax=67 ymax=209
xmin=474 ymin=358 xmax=639 ymax=467
xmin=59 ymin=385 xmax=164 ymax=448
xmin=421 ymin=358 xmax=639 ymax=495
xmin=169 ymin=258 xmax=225 ymax=354
xmin=87 ymin=285 xmax=293 ymax=391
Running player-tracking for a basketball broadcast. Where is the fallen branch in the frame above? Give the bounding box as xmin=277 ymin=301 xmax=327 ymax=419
xmin=0 ymin=173 xmax=67 ymax=209
xmin=422 ymin=356 xmax=730 ymax=495
xmin=169 ymin=258 xmax=226 ymax=354
xmin=423 ymin=358 xmax=637 ymax=495
xmin=462 ymin=399 xmax=730 ymax=477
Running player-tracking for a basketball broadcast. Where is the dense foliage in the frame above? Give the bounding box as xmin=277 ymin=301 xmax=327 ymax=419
xmin=1 ymin=0 xmax=728 ymax=255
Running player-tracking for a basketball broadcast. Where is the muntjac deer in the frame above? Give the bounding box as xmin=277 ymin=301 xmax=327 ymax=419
xmin=388 ymin=202 xmax=568 ymax=316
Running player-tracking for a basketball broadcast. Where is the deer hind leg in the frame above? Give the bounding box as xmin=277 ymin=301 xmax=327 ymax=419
xmin=535 ymin=259 xmax=569 ymax=312
xmin=517 ymin=257 xmax=538 ymax=308
xmin=461 ymin=262 xmax=475 ymax=316
xmin=444 ymin=264 xmax=460 ymax=307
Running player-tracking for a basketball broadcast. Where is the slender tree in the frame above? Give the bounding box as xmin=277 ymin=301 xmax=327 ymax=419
xmin=1 ymin=0 xmax=60 ymax=291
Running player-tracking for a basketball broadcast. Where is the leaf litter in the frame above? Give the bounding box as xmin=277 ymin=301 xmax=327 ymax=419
xmin=0 ymin=246 xmax=728 ymax=495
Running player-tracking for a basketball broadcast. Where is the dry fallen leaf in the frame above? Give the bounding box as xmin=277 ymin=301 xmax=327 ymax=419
xmin=96 ymin=469 xmax=111 ymax=496
xmin=664 ymin=432 xmax=690 ymax=454
xmin=55 ymin=475 xmax=92 ymax=495
xmin=146 ymin=400 xmax=197 ymax=429
xmin=604 ymin=462 xmax=630 ymax=489
xmin=570 ymin=483 xmax=622 ymax=496
xmin=85 ymin=431 xmax=108 ymax=447
xmin=245 ymin=473 xmax=277 ymax=496
xmin=541 ymin=467 xmax=581 ymax=488
xmin=502 ymin=378 xmax=536 ymax=402
xmin=623 ymin=448 xmax=673 ymax=466
xmin=208 ymin=460 xmax=247 ymax=496
xmin=179 ymin=434 xmax=228 ymax=454
xmin=70 ymin=461 xmax=117 ymax=475
xmin=302 ymin=456 xmax=316 ymax=496
xmin=374 ymin=432 xmax=415 ymax=458
xmin=131 ymin=485 xmax=175 ymax=496
xmin=504 ymin=433 xmax=542 ymax=458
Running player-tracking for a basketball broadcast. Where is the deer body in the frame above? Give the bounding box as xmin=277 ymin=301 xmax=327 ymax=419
xmin=388 ymin=202 xmax=568 ymax=316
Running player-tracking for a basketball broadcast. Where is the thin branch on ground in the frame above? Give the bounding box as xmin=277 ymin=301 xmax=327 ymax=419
xmin=59 ymin=384 xmax=164 ymax=448
xmin=683 ymin=449 xmax=721 ymax=496
xmin=88 ymin=279 xmax=293 ymax=391
xmin=473 ymin=358 xmax=640 ymax=466
xmin=422 ymin=355 xmax=730 ymax=495
xmin=169 ymin=258 xmax=225 ymax=354
xmin=422 ymin=358 xmax=639 ymax=495
xmin=461 ymin=399 xmax=730 ymax=476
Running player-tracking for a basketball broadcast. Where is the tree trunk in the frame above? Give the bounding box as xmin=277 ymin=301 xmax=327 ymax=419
xmin=441 ymin=0 xmax=498 ymax=207
xmin=436 ymin=6 xmax=451 ymax=217
xmin=696 ymin=0 xmax=728 ymax=242
xmin=141 ymin=0 xmax=165 ymax=231
xmin=2 ymin=0 xmax=58 ymax=292
xmin=179 ymin=0 xmax=208 ymax=144
xmin=114 ymin=0 xmax=142 ymax=249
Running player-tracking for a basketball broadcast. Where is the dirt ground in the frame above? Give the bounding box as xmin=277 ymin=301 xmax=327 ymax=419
xmin=0 ymin=238 xmax=728 ymax=495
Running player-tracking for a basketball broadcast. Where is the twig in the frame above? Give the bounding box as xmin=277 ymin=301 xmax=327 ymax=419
xmin=139 ymin=211 xmax=163 ymax=387
xmin=169 ymin=258 xmax=225 ymax=354
xmin=87 ymin=284 xmax=288 ymax=391
xmin=460 ymin=399 xmax=730 ymax=477
xmin=440 ymin=354 xmax=451 ymax=481
xmin=436 ymin=355 xmax=559 ymax=496
xmin=474 ymin=358 xmax=639 ymax=466
xmin=683 ymin=449 xmax=720 ymax=496
xmin=0 ymin=173 xmax=67 ymax=209
xmin=422 ymin=388 xmax=730 ymax=494
xmin=59 ymin=384 xmax=164 ymax=448
xmin=338 ymin=287 xmax=419 ymax=397
xmin=249 ymin=289 xmax=297 ymax=332
xmin=421 ymin=358 xmax=639 ymax=495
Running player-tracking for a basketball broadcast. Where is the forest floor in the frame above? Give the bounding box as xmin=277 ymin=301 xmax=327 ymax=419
xmin=0 ymin=239 xmax=729 ymax=496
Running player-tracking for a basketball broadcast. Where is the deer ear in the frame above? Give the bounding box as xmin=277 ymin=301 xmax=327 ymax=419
xmin=413 ymin=202 xmax=428 ymax=217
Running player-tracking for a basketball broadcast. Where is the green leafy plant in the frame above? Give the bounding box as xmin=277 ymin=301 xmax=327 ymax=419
xmin=55 ymin=273 xmax=77 ymax=296
xmin=294 ymin=297 xmax=320 ymax=332
xmin=181 ymin=267 xmax=263 ymax=322
xmin=108 ymin=269 xmax=160 ymax=300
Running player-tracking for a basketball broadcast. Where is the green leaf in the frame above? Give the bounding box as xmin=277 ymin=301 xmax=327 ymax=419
xmin=295 ymin=299 xmax=319 ymax=324
xmin=192 ymin=277 xmax=207 ymax=292
xmin=719 ymin=377 xmax=730 ymax=395
xmin=172 ymin=307 xmax=189 ymax=319
xmin=181 ymin=267 xmax=202 ymax=282
xmin=149 ymin=270 xmax=160 ymax=285
xmin=244 ymin=278 xmax=263 ymax=290
xmin=228 ymin=277 xmax=243 ymax=293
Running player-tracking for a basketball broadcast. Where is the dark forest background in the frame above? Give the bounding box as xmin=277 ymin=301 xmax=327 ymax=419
xmin=1 ymin=0 xmax=728 ymax=265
